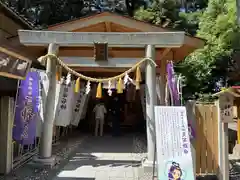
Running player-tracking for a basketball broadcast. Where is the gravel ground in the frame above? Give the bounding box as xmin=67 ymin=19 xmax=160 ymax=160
xmin=0 ymin=133 xmax=87 ymax=180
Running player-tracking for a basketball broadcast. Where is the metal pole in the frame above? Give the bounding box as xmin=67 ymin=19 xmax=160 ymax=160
xmin=145 ymin=44 xmax=157 ymax=162
xmin=39 ymin=43 xmax=58 ymax=159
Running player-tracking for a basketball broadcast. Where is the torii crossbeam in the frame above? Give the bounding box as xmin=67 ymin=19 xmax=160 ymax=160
xmin=18 ymin=30 xmax=185 ymax=168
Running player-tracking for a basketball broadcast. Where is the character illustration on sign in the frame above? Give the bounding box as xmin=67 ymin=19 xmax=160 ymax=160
xmin=168 ymin=162 xmax=183 ymax=180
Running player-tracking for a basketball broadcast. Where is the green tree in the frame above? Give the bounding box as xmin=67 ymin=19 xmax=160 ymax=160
xmin=177 ymin=0 xmax=240 ymax=100
xmin=134 ymin=0 xmax=203 ymax=35
xmin=3 ymin=0 xmax=147 ymax=27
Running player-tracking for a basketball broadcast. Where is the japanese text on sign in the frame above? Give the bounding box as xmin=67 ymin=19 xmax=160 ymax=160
xmin=181 ymin=111 xmax=189 ymax=154
xmin=21 ymin=77 xmax=35 ymax=139
xmin=60 ymin=84 xmax=68 ymax=110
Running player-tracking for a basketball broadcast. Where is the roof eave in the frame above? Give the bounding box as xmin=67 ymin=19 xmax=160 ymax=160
xmin=0 ymin=2 xmax=33 ymax=29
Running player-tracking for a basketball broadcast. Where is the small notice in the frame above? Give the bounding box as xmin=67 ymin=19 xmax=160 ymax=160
xmin=0 ymin=47 xmax=31 ymax=80
xmin=219 ymin=94 xmax=234 ymax=123
xmin=155 ymin=106 xmax=194 ymax=180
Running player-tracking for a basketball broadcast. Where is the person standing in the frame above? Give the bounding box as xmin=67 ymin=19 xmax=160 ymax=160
xmin=112 ymin=96 xmax=122 ymax=136
xmin=93 ymin=101 xmax=107 ymax=136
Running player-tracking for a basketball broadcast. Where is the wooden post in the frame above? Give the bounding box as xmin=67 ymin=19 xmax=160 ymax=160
xmin=215 ymin=99 xmax=229 ymax=180
xmin=238 ymin=119 xmax=240 ymax=144
xmin=185 ymin=100 xmax=196 ymax=179
xmin=0 ymin=97 xmax=14 ymax=174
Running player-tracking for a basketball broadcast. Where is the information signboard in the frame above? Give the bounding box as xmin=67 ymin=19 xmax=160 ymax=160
xmin=155 ymin=106 xmax=194 ymax=180
xmin=0 ymin=47 xmax=31 ymax=80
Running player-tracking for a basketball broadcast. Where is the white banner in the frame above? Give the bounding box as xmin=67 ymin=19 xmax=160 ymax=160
xmin=36 ymin=71 xmax=49 ymax=137
xmin=54 ymin=81 xmax=75 ymax=127
xmin=80 ymin=92 xmax=89 ymax=120
xmin=71 ymin=87 xmax=89 ymax=126
xmin=155 ymin=106 xmax=194 ymax=180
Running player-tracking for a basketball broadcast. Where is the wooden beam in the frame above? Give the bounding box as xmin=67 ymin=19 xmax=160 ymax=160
xmin=18 ymin=30 xmax=185 ymax=48
xmin=58 ymin=47 xmax=178 ymax=59
xmin=62 ymin=57 xmax=141 ymax=67
xmin=105 ymin=22 xmax=111 ymax=32
xmin=71 ymin=66 xmax=128 ymax=73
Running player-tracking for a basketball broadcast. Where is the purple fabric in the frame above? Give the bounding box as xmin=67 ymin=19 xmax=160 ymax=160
xmin=13 ymin=71 xmax=40 ymax=145
xmin=188 ymin=123 xmax=196 ymax=140
xmin=166 ymin=62 xmax=180 ymax=106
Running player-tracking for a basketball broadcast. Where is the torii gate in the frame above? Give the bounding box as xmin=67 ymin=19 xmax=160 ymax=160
xmin=18 ymin=30 xmax=185 ymax=168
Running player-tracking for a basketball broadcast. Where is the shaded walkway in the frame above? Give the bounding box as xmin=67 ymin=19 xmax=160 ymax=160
xmin=53 ymin=134 xmax=147 ymax=180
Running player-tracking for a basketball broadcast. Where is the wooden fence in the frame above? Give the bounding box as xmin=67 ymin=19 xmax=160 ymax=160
xmin=186 ymin=101 xmax=219 ymax=175
xmin=194 ymin=104 xmax=219 ymax=175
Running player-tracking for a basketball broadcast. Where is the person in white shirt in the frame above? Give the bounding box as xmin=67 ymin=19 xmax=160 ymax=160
xmin=93 ymin=101 xmax=107 ymax=136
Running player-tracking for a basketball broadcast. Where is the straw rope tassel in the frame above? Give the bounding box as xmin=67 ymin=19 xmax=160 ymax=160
xmin=96 ymin=82 xmax=102 ymax=98
xmin=135 ymin=66 xmax=142 ymax=90
xmin=56 ymin=65 xmax=62 ymax=81
xmin=117 ymin=78 xmax=123 ymax=94
xmin=75 ymin=77 xmax=80 ymax=93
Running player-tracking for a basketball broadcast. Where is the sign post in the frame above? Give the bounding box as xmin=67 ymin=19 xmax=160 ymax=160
xmin=155 ymin=106 xmax=194 ymax=180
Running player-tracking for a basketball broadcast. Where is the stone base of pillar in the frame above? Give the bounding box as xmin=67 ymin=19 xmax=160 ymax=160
xmin=139 ymin=159 xmax=157 ymax=178
xmin=30 ymin=155 xmax=56 ymax=168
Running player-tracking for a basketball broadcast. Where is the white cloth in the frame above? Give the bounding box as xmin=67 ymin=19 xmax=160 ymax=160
xmin=36 ymin=71 xmax=49 ymax=137
xmin=54 ymin=81 xmax=75 ymax=127
xmin=93 ymin=104 xmax=107 ymax=120
xmin=71 ymin=87 xmax=89 ymax=126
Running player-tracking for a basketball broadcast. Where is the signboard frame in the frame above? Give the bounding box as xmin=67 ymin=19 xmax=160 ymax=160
xmin=0 ymin=47 xmax=32 ymax=80
xmin=219 ymin=93 xmax=235 ymax=123
xmin=154 ymin=106 xmax=194 ymax=180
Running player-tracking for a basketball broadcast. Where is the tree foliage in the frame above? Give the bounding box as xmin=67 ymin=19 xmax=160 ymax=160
xmin=3 ymin=0 xmax=147 ymax=27
xmin=4 ymin=0 xmax=240 ymax=101
xmin=177 ymin=0 xmax=240 ymax=100
xmin=134 ymin=0 xmax=204 ymax=35
xmin=134 ymin=0 xmax=240 ymax=100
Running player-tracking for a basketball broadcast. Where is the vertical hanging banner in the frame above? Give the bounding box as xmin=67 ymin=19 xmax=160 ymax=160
xmin=167 ymin=61 xmax=180 ymax=106
xmin=36 ymin=70 xmax=49 ymax=137
xmin=71 ymin=86 xmax=89 ymax=126
xmin=155 ymin=106 xmax=194 ymax=180
xmin=54 ymin=81 xmax=75 ymax=127
xmin=13 ymin=71 xmax=40 ymax=145
xmin=80 ymin=93 xmax=90 ymax=120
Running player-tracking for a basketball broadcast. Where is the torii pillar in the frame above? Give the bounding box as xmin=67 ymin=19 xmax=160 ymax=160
xmin=17 ymin=30 xmax=185 ymax=169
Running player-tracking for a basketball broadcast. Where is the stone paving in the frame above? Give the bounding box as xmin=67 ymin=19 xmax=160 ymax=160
xmin=0 ymin=133 xmax=148 ymax=180
xmin=53 ymin=134 xmax=147 ymax=180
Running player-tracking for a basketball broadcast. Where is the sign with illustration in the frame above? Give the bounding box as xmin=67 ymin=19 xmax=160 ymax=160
xmin=219 ymin=93 xmax=234 ymax=123
xmin=0 ymin=47 xmax=31 ymax=80
xmin=155 ymin=106 xmax=194 ymax=180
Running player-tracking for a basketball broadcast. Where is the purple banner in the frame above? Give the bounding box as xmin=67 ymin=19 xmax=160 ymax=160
xmin=167 ymin=62 xmax=180 ymax=106
xmin=13 ymin=71 xmax=40 ymax=145
xmin=188 ymin=123 xmax=196 ymax=140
